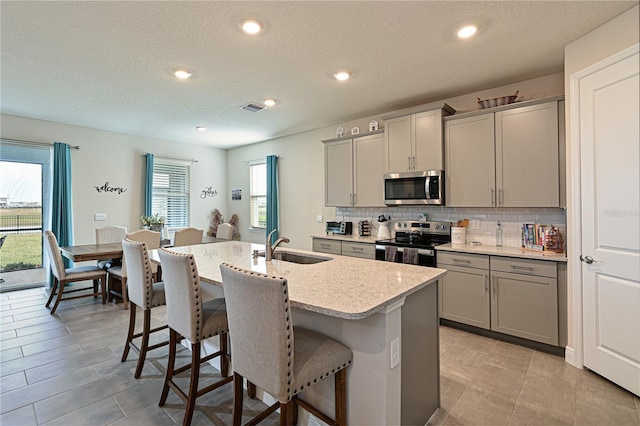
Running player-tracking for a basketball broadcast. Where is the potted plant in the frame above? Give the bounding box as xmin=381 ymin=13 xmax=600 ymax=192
xmin=140 ymin=213 xmax=165 ymax=232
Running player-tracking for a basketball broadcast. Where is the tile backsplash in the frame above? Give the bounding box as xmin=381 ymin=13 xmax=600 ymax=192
xmin=335 ymin=206 xmax=566 ymax=250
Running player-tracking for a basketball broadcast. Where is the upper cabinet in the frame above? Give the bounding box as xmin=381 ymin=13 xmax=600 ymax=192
xmin=445 ymin=97 xmax=563 ymax=207
xmin=324 ymin=130 xmax=385 ymax=207
xmin=382 ymin=104 xmax=455 ymax=173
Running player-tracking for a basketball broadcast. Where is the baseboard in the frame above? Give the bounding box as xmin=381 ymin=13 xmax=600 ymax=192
xmin=564 ymin=346 xmax=577 ymax=367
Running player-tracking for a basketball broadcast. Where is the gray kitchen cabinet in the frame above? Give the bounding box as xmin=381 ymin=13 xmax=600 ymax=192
xmin=438 ymin=252 xmax=560 ymax=346
xmin=312 ymin=238 xmax=341 ymax=255
xmin=490 ymin=257 xmax=558 ymax=346
xmin=312 ymin=237 xmax=375 ymax=259
xmin=438 ymin=253 xmax=490 ymax=329
xmin=383 ymin=105 xmax=454 ymax=173
xmin=445 ymin=98 xmax=561 ymax=207
xmin=324 ymin=131 xmax=385 ymax=207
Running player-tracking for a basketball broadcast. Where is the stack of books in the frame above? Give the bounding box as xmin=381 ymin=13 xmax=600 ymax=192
xmin=521 ymin=224 xmax=564 ymax=252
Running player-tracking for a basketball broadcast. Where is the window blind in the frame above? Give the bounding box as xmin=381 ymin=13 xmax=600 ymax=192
xmin=250 ymin=163 xmax=266 ymax=228
xmin=152 ymin=161 xmax=190 ymax=228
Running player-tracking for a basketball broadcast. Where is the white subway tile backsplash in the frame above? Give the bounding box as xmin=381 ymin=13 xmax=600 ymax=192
xmin=335 ymin=206 xmax=566 ymax=249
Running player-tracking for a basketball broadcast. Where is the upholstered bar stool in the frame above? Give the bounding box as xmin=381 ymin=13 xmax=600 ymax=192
xmin=108 ymin=229 xmax=160 ymax=308
xmin=173 ymin=227 xmax=203 ymax=247
xmin=43 ymin=231 xmax=107 ymax=315
xmin=120 ymin=239 xmax=169 ymax=379
xmin=158 ymin=248 xmax=233 ymax=426
xmin=219 ymin=263 xmax=353 ymax=426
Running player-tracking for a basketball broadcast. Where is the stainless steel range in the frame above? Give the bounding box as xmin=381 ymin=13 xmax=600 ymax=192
xmin=375 ymin=220 xmax=452 ymax=267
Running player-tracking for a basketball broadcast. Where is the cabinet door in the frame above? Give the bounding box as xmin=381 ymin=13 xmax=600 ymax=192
xmin=384 ymin=116 xmax=412 ymax=172
xmin=341 ymin=241 xmax=375 ymax=259
xmin=439 ymin=265 xmax=490 ymax=329
xmin=490 ymin=271 xmax=558 ymax=345
xmin=354 ymin=133 xmax=385 ymax=206
xmin=445 ymin=114 xmax=496 ymax=206
xmin=495 ymin=101 xmax=559 ymax=207
xmin=413 ymin=110 xmax=444 ymax=171
xmin=325 ymin=139 xmax=353 ymax=207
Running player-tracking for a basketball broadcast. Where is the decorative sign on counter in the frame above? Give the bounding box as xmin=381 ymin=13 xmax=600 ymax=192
xmin=369 ymin=120 xmax=379 ymax=131
xmin=351 ymin=126 xmax=360 ymax=135
xmin=94 ymin=182 xmax=127 ymax=194
xmin=336 ymin=127 xmax=344 ymax=137
xmin=200 ymin=186 xmax=218 ymax=199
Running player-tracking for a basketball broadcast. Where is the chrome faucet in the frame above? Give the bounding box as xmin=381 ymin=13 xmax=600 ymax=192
xmin=266 ymin=229 xmax=290 ymax=261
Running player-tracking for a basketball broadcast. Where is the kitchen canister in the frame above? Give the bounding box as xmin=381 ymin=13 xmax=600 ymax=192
xmin=451 ymin=227 xmax=467 ymax=244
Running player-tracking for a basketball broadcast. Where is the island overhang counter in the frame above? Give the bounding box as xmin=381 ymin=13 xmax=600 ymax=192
xmin=150 ymin=241 xmax=447 ymax=425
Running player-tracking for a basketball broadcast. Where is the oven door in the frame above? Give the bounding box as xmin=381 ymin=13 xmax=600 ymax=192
xmin=375 ymin=245 xmax=436 ymax=267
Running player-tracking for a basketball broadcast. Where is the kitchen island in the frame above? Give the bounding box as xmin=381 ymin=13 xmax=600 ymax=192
xmin=151 ymin=240 xmax=447 ymax=425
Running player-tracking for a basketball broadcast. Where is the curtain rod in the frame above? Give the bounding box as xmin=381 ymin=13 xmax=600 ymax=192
xmin=0 ymin=138 xmax=80 ymax=149
xmin=147 ymin=154 xmax=198 ymax=163
xmin=243 ymin=155 xmax=282 ymax=165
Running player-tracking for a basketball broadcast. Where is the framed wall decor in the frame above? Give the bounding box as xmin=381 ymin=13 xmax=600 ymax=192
xmin=336 ymin=127 xmax=344 ymax=137
xmin=351 ymin=127 xmax=360 ymax=135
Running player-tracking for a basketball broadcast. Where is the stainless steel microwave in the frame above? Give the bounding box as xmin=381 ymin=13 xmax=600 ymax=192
xmin=383 ymin=170 xmax=445 ymax=205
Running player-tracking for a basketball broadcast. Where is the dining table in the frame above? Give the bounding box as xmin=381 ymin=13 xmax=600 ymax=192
xmin=59 ymin=242 xmax=124 ymax=263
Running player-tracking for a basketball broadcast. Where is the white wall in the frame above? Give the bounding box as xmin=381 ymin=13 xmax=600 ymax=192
xmin=564 ymin=5 xmax=639 ymax=355
xmin=227 ymin=73 xmax=564 ymax=250
xmin=0 ymin=114 xmax=228 ymax=245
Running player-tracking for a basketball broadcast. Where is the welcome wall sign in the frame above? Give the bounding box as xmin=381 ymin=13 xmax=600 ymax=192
xmin=200 ymin=186 xmax=218 ymax=199
xmin=95 ymin=182 xmax=127 ymax=194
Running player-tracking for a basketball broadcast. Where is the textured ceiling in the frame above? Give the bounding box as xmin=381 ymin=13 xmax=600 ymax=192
xmin=1 ymin=1 xmax=637 ymax=149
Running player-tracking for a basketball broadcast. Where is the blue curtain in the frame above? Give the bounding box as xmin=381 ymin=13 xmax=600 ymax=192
xmin=52 ymin=142 xmax=73 ymax=268
xmin=266 ymin=155 xmax=279 ymax=245
xmin=144 ymin=153 xmax=154 ymax=216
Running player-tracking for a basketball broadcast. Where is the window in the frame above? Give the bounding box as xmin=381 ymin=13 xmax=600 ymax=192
xmin=250 ymin=162 xmax=266 ymax=229
xmin=152 ymin=160 xmax=190 ymax=228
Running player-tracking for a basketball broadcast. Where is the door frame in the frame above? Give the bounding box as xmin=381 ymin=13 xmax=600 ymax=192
xmin=568 ymin=43 xmax=639 ymax=369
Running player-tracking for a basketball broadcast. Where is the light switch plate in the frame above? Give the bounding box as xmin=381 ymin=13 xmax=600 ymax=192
xmin=94 ymin=213 xmax=107 ymax=221
xmin=316 ymin=215 xmax=323 ymax=223
xmin=390 ymin=337 xmax=400 ymax=368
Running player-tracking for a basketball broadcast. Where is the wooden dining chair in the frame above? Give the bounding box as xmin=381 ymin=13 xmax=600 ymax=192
xmin=120 ymin=238 xmax=169 ymax=378
xmin=43 ymin=231 xmax=108 ymax=315
xmin=173 ymin=227 xmax=203 ymax=247
xmin=220 ymin=263 xmax=353 ymax=426
xmin=108 ymin=229 xmax=160 ymax=309
xmin=158 ymin=248 xmax=233 ymax=426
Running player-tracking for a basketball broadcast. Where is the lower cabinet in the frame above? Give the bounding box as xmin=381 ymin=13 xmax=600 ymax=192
xmin=438 ymin=252 xmax=559 ymax=346
xmin=312 ymin=237 xmax=375 ymax=259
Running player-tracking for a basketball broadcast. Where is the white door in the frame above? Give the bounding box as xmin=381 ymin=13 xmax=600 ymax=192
xmin=579 ymin=45 xmax=640 ymax=396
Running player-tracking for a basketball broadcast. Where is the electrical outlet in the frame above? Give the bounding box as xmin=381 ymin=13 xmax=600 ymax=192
xmin=316 ymin=215 xmax=323 ymax=223
xmin=390 ymin=337 xmax=400 ymax=368
xmin=94 ymin=213 xmax=107 ymax=221
xmin=470 ymin=219 xmax=481 ymax=230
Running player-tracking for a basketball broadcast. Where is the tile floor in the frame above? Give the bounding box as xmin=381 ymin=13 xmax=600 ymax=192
xmin=1 ymin=287 xmax=639 ymax=425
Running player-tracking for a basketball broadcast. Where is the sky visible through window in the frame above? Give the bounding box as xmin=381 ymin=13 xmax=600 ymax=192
xmin=0 ymin=161 xmax=42 ymax=205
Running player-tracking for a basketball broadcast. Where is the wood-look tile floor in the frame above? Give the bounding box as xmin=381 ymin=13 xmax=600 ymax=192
xmin=1 ymin=287 xmax=639 ymax=425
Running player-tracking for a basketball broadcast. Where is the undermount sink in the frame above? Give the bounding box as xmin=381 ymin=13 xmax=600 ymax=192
xmin=272 ymin=251 xmax=332 ymax=264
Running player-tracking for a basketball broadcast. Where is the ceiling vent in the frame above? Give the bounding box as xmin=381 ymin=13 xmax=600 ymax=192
xmin=240 ymin=102 xmax=267 ymax=112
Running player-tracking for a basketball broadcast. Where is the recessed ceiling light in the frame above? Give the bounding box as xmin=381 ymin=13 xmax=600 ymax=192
xmin=334 ymin=71 xmax=351 ymax=81
xmin=264 ymin=98 xmax=276 ymax=107
xmin=457 ymin=25 xmax=478 ymax=39
xmin=240 ymin=19 xmax=263 ymax=35
xmin=174 ymin=69 xmax=192 ymax=79
xmin=196 ymin=126 xmax=207 ymax=132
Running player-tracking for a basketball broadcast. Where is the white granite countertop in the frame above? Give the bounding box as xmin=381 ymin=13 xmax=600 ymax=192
xmin=436 ymin=243 xmax=568 ymax=262
xmin=311 ymin=234 xmax=378 ymax=244
xmin=151 ymin=241 xmax=446 ymax=320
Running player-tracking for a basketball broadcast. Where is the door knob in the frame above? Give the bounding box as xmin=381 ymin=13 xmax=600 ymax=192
xmin=580 ymin=255 xmax=595 ymax=264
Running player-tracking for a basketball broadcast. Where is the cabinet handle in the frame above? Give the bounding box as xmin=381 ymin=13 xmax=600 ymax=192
xmin=511 ymin=265 xmax=534 ymax=271
xmin=493 ymin=276 xmax=497 ymax=296
xmin=452 ymin=258 xmax=471 ymax=264
xmin=353 ymin=193 xmax=357 ymax=205
xmin=491 ymin=189 xmax=495 ymax=206
xmin=353 ymin=247 xmax=363 ymax=251
xmin=412 ymin=156 xmax=416 ymax=170
xmin=484 ymin=274 xmax=489 ymax=294
xmin=408 ymin=156 xmax=412 ymax=170
xmin=498 ymin=188 xmax=504 ymax=206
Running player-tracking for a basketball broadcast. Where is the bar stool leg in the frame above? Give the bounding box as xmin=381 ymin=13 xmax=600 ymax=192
xmin=159 ymin=329 xmax=178 ymax=406
xmin=232 ymin=372 xmax=244 ymax=426
xmin=183 ymin=341 xmax=201 ymax=426
xmin=121 ymin=304 xmax=137 ymax=362
xmin=133 ymin=309 xmax=151 ymax=378
xmin=335 ymin=368 xmax=347 ymax=426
